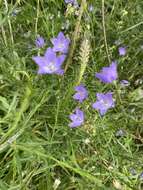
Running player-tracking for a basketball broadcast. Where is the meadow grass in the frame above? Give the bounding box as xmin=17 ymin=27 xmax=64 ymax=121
xmin=0 ymin=0 xmax=143 ymax=189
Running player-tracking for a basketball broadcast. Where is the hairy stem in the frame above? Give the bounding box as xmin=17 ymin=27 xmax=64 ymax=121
xmin=64 ymin=0 xmax=86 ymax=72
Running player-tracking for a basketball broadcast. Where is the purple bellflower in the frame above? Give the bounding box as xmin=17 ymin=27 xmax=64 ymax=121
xmin=96 ymin=62 xmax=118 ymax=83
xmin=35 ymin=36 xmax=45 ymax=48
xmin=118 ymin=47 xmax=126 ymax=56
xmin=65 ymin=0 xmax=78 ymax=7
xmin=92 ymin=92 xmax=115 ymax=115
xmin=73 ymin=85 xmax=88 ymax=103
xmin=51 ymin=32 xmax=70 ymax=54
xmin=65 ymin=0 xmax=75 ymax=4
xmin=120 ymin=80 xmax=130 ymax=87
xmin=32 ymin=48 xmax=65 ymax=75
xmin=65 ymin=0 xmax=74 ymax=3
xmin=69 ymin=108 xmax=84 ymax=128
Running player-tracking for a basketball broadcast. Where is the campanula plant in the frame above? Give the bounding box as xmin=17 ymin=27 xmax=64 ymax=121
xmin=33 ymin=32 xmax=70 ymax=75
xmin=35 ymin=36 xmax=45 ymax=48
xmin=51 ymin=32 xmax=70 ymax=54
xmin=69 ymin=108 xmax=84 ymax=128
xmin=1 ymin=0 xmax=143 ymax=189
xmin=33 ymin=48 xmax=65 ymax=75
xmin=92 ymin=92 xmax=115 ymax=115
xmin=73 ymin=84 xmax=88 ymax=103
xmin=118 ymin=46 xmax=126 ymax=56
xmin=95 ymin=62 xmax=118 ymax=83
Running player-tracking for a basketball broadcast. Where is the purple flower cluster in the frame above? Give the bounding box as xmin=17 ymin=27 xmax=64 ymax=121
xmin=33 ymin=32 xmax=70 ymax=75
xmin=69 ymin=62 xmax=118 ymax=128
xmin=33 ymin=34 xmax=128 ymax=129
xmin=69 ymin=84 xmax=88 ymax=128
xmin=92 ymin=63 xmax=117 ymax=115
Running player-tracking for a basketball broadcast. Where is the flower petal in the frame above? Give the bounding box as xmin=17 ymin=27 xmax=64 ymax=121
xmin=32 ymin=56 xmax=45 ymax=66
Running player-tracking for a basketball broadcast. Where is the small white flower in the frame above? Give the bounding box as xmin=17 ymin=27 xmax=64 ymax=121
xmin=113 ymin=180 xmax=122 ymax=190
xmin=84 ymin=138 xmax=90 ymax=144
xmin=53 ymin=178 xmax=61 ymax=190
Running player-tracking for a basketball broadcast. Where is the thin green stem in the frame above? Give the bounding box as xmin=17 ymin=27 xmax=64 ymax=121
xmin=114 ymin=82 xmax=122 ymax=105
xmin=4 ymin=0 xmax=14 ymax=45
xmin=35 ymin=0 xmax=40 ymax=36
xmin=1 ymin=26 xmax=7 ymax=46
xmin=102 ymin=0 xmax=111 ymax=64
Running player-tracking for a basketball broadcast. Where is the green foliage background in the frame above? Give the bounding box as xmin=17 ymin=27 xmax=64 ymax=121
xmin=0 ymin=0 xmax=143 ymax=189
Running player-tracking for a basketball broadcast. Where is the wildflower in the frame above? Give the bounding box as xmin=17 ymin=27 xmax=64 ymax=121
xmin=84 ymin=138 xmax=90 ymax=144
xmin=92 ymin=92 xmax=115 ymax=115
xmin=53 ymin=178 xmax=61 ymax=190
xmin=69 ymin=108 xmax=84 ymax=128
xmin=95 ymin=62 xmax=118 ymax=83
xmin=130 ymin=168 xmax=137 ymax=176
xmin=114 ymin=40 xmax=121 ymax=46
xmin=35 ymin=36 xmax=45 ymax=48
xmin=139 ymin=172 xmax=143 ymax=180
xmin=65 ymin=0 xmax=74 ymax=3
xmin=51 ymin=32 xmax=70 ymax=54
xmin=118 ymin=46 xmax=126 ymax=56
xmin=113 ymin=180 xmax=122 ymax=190
xmin=32 ymin=48 xmax=65 ymax=75
xmin=88 ymin=5 xmax=94 ymax=12
xmin=73 ymin=85 xmax=88 ymax=103
xmin=61 ymin=20 xmax=70 ymax=31
xmin=65 ymin=0 xmax=78 ymax=7
xmin=115 ymin=129 xmax=126 ymax=137
xmin=11 ymin=8 xmax=21 ymax=16
xmin=120 ymin=80 xmax=130 ymax=87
